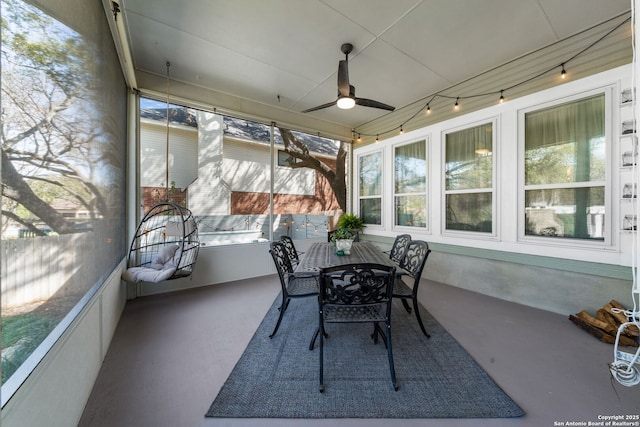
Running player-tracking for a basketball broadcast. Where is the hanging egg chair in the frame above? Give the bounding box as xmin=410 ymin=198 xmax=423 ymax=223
xmin=122 ymin=202 xmax=199 ymax=283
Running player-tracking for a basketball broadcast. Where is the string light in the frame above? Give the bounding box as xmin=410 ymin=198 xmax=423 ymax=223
xmin=281 ymin=215 xmax=329 ymax=236
xmin=350 ymin=15 xmax=629 ymax=143
xmin=400 ymin=126 xmax=404 ymax=134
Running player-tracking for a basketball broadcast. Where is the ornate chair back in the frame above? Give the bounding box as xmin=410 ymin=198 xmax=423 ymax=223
xmin=280 ymin=235 xmax=300 ymax=267
xmin=398 ymin=240 xmax=431 ymax=287
xmin=389 ymin=234 xmax=411 ymax=263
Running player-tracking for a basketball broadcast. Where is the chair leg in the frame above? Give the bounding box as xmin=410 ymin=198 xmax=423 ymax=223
xmin=269 ymin=296 xmax=289 ymax=338
xmin=309 ymin=327 xmax=319 ymax=350
xmin=319 ymin=322 xmax=325 ymax=393
xmin=385 ymin=322 xmax=398 ymax=391
xmin=309 ymin=326 xmax=329 ymax=350
xmin=400 ymin=298 xmax=412 ymax=313
xmin=370 ymin=323 xmax=388 ymax=347
xmin=412 ymin=297 xmax=430 ymax=338
xmin=370 ymin=323 xmax=379 ymax=344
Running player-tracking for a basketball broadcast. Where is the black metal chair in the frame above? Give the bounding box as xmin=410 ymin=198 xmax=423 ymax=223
xmin=327 ymin=230 xmax=335 ymax=242
xmin=280 ymin=235 xmax=304 ymax=268
xmin=385 ymin=234 xmax=411 ymax=264
xmin=392 ymin=240 xmax=431 ymax=337
xmin=315 ymin=263 xmax=398 ymax=392
xmin=268 ymin=241 xmax=318 ymax=338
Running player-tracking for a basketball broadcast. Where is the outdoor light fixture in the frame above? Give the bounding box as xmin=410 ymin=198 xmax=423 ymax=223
xmin=337 ymin=96 xmax=356 ymax=109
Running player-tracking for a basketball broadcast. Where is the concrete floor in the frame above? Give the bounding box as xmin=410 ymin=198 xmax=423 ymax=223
xmin=79 ymin=275 xmax=640 ymax=427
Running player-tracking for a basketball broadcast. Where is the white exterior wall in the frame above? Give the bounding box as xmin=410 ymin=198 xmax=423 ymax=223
xmin=147 ymin=112 xmax=319 ymax=216
xmin=355 ymin=64 xmax=634 ymax=267
xmin=140 ymin=120 xmax=198 ymax=189
xmin=188 ymin=112 xmax=229 ymax=215
xmin=223 ymin=139 xmax=315 ymax=195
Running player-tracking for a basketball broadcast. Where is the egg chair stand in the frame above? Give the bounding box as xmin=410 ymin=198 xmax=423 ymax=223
xmin=122 ymin=202 xmax=200 ymax=283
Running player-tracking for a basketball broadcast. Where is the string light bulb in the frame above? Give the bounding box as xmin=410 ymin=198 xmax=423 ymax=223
xmin=375 ymin=134 xmax=379 ymax=142
xmin=499 ymin=90 xmax=504 ymax=103
xmin=426 ymin=104 xmax=431 ymax=114
xmin=400 ymin=126 xmax=404 ymax=134
xmin=561 ymin=64 xmax=566 ymax=79
xmin=357 ymin=133 xmax=362 ymax=142
xmin=454 ymin=97 xmax=459 ymax=110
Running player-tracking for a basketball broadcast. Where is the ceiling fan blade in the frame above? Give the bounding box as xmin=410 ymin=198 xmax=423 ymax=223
xmin=301 ymin=100 xmax=338 ymax=113
xmin=355 ymin=97 xmax=396 ymax=111
xmin=338 ymin=60 xmax=350 ymax=97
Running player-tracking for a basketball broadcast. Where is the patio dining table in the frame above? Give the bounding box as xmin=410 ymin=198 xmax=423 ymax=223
xmin=294 ymin=241 xmax=406 ymax=277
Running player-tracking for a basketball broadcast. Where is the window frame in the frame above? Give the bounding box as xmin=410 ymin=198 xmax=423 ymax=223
xmin=392 ymin=138 xmax=429 ymax=231
xmin=356 ymin=149 xmax=385 ymax=228
xmin=517 ymin=86 xmax=613 ymax=247
xmin=277 ymin=149 xmax=302 ymax=167
xmin=442 ymin=119 xmax=498 ymax=237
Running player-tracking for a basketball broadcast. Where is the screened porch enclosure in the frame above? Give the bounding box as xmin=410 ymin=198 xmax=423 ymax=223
xmin=139 ymin=96 xmax=345 ymax=245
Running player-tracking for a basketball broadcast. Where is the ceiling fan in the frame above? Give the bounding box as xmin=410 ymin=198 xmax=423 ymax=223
xmin=301 ymin=43 xmax=395 ymax=113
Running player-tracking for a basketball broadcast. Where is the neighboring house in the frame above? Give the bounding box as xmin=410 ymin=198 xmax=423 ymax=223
xmin=139 ymin=106 xmax=341 ymax=217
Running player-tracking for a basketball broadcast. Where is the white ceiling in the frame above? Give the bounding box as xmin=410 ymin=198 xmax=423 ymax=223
xmin=118 ymin=0 xmax=631 ymax=135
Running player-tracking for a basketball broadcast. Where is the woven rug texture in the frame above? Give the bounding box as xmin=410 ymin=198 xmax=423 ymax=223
xmin=206 ymin=294 xmax=525 ymax=419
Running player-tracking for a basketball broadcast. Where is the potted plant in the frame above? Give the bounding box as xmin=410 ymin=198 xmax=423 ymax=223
xmin=337 ymin=213 xmax=365 ymax=231
xmin=336 ymin=213 xmax=364 ymax=242
xmin=331 ymin=228 xmax=354 ymax=255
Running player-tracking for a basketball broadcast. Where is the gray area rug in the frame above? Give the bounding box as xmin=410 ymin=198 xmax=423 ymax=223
xmin=206 ymin=294 xmax=525 ymax=419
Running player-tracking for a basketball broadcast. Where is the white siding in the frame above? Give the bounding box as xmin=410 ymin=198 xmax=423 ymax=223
xmin=223 ymin=139 xmax=315 ymax=195
xmin=140 ymin=120 xmax=198 ymax=189
xmin=188 ymin=112 xmax=229 ymax=215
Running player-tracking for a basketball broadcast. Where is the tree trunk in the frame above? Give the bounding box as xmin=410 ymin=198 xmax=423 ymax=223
xmin=278 ymin=127 xmax=348 ymax=212
xmin=2 ymin=149 xmax=78 ymax=234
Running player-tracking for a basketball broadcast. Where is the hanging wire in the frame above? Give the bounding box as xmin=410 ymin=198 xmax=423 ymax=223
xmin=165 ymin=61 xmax=171 ymax=200
xmin=355 ymin=15 xmax=631 ymax=141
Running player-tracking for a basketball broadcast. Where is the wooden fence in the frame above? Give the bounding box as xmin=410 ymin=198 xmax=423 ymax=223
xmin=1 ymin=223 xmax=118 ymax=310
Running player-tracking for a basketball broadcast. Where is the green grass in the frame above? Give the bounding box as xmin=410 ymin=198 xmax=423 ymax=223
xmin=2 ymin=313 xmax=57 ymax=383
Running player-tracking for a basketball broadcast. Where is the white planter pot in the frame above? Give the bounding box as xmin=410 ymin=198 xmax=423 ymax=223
xmin=335 ymin=239 xmax=353 ymax=255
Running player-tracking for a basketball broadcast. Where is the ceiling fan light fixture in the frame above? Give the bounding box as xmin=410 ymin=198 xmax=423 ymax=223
xmin=337 ymin=96 xmax=356 ymax=109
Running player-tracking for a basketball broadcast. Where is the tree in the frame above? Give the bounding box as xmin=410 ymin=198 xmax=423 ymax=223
xmin=1 ymin=1 xmax=109 ymax=235
xmin=277 ymin=127 xmax=348 ymax=212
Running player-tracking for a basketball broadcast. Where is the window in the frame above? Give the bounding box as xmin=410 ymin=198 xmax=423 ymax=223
xmin=272 ymin=127 xmax=343 ymax=239
xmin=394 ymin=140 xmax=427 ymax=228
xmin=523 ymin=93 xmax=606 ymax=240
xmin=1 ymin=0 xmax=126 ymax=402
xmin=277 ymin=150 xmax=301 ymax=167
xmin=139 ymin=99 xmax=344 ymax=244
xmin=359 ymin=151 xmax=383 ymax=225
xmin=444 ymin=122 xmax=494 ymax=233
